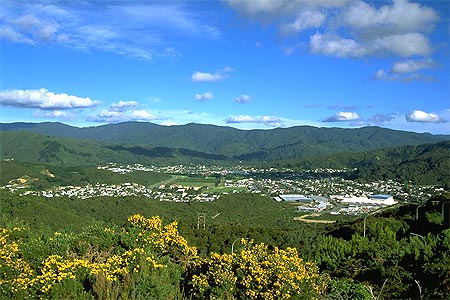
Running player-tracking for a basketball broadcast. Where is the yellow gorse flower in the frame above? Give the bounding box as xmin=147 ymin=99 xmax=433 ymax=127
xmin=0 ymin=215 xmax=197 ymax=297
xmin=0 ymin=215 xmax=326 ymax=299
xmin=189 ymin=239 xmax=327 ymax=300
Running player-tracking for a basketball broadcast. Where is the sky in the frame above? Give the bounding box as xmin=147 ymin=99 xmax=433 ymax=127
xmin=0 ymin=0 xmax=449 ymax=134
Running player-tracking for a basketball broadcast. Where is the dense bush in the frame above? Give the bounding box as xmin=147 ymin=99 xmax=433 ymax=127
xmin=186 ymin=239 xmax=327 ymax=299
xmin=1 ymin=214 xmax=326 ymax=299
xmin=2 ymin=203 xmax=449 ymax=299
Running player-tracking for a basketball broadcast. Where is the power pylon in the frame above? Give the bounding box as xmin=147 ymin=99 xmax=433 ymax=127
xmin=197 ymin=212 xmax=206 ymax=230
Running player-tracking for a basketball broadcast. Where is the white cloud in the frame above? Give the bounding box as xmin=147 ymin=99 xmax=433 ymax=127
xmin=226 ymin=115 xmax=282 ymax=127
xmin=226 ymin=0 xmax=439 ymax=59
xmin=405 ymin=110 xmax=444 ymax=123
xmin=310 ymin=33 xmax=368 ymax=58
xmin=88 ymin=101 xmax=158 ymax=123
xmin=281 ymin=10 xmax=325 ymax=34
xmin=224 ymin=0 xmax=286 ymax=18
xmin=32 ymin=110 xmax=76 ymax=120
xmin=343 ymin=0 xmax=438 ymax=34
xmin=373 ymin=32 xmax=432 ymax=57
xmin=0 ymin=26 xmax=35 ymax=44
xmin=161 ymin=121 xmax=179 ymax=126
xmin=88 ymin=108 xmax=157 ymax=123
xmin=191 ymin=67 xmax=233 ymax=82
xmin=130 ymin=110 xmax=154 ymax=120
xmin=322 ymin=112 xmax=361 ymax=122
xmin=110 ymin=100 xmax=138 ymax=111
xmin=225 ymin=0 xmax=349 ymax=19
xmin=234 ymin=95 xmax=251 ymax=103
xmin=374 ymin=59 xmax=435 ymax=82
xmin=392 ymin=58 xmax=434 ymax=74
xmin=310 ymin=32 xmax=432 ymax=58
xmin=1 ymin=2 xmax=220 ymax=60
xmin=0 ymin=88 xmax=99 ymax=109
xmin=195 ymin=92 xmax=214 ymax=101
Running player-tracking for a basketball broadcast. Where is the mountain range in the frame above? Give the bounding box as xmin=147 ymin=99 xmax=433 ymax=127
xmin=1 ymin=122 xmax=448 ymax=162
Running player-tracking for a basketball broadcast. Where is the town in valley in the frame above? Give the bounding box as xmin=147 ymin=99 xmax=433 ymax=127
xmin=3 ymin=162 xmax=444 ymax=220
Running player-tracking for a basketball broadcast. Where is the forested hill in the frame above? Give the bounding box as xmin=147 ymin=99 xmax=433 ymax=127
xmin=0 ymin=131 xmax=231 ymax=166
xmin=273 ymin=141 xmax=450 ymax=186
xmin=1 ymin=122 xmax=448 ymax=162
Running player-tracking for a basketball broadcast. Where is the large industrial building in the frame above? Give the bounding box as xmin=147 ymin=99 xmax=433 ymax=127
xmin=341 ymin=194 xmax=396 ymax=206
xmin=274 ymin=194 xmax=313 ymax=202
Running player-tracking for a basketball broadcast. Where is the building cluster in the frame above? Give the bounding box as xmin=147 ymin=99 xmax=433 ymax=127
xmin=4 ymin=182 xmax=219 ymax=202
xmin=275 ymin=193 xmax=398 ymax=215
xmin=2 ymin=163 xmax=444 ymax=217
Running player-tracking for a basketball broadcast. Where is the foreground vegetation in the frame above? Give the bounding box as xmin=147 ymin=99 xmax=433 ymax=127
xmin=1 ymin=214 xmax=328 ymax=300
xmin=1 ymin=191 xmax=449 ymax=299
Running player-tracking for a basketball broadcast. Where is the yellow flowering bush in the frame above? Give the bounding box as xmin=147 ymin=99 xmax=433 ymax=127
xmin=0 ymin=227 xmax=36 ymax=296
xmin=128 ymin=214 xmax=198 ymax=266
xmin=1 ymin=215 xmax=327 ymax=299
xmin=0 ymin=215 xmax=186 ymax=299
xmin=187 ymin=239 xmax=328 ymax=300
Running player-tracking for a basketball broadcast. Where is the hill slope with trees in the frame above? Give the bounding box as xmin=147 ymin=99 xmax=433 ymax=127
xmin=271 ymin=141 xmax=450 ymax=186
xmin=0 ymin=131 xmax=232 ymax=166
xmin=1 ymin=122 xmax=448 ymax=162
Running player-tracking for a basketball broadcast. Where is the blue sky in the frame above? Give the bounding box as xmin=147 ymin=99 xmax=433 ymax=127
xmin=1 ymin=0 xmax=449 ymax=134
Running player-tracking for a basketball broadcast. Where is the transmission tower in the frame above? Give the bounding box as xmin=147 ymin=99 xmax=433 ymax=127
xmin=197 ymin=212 xmax=206 ymax=230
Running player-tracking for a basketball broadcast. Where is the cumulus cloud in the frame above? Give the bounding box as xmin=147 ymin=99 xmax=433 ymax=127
xmin=281 ymin=10 xmax=325 ymax=34
xmin=374 ymin=59 xmax=435 ymax=82
xmin=226 ymin=115 xmax=282 ymax=127
xmin=234 ymin=95 xmax=251 ymax=103
xmin=88 ymin=101 xmax=158 ymax=123
xmin=225 ymin=0 xmax=348 ymax=19
xmin=373 ymin=33 xmax=432 ymax=57
xmin=392 ymin=59 xmax=435 ymax=74
xmin=322 ymin=111 xmax=361 ymax=122
xmin=130 ymin=110 xmax=154 ymax=120
xmin=310 ymin=33 xmax=368 ymax=58
xmin=226 ymin=0 xmax=439 ymax=59
xmin=343 ymin=0 xmax=438 ymax=34
xmin=0 ymin=88 xmax=99 ymax=109
xmin=191 ymin=67 xmax=233 ymax=82
xmin=310 ymin=32 xmax=431 ymax=58
xmin=195 ymin=92 xmax=214 ymax=101
xmin=405 ymin=110 xmax=444 ymax=123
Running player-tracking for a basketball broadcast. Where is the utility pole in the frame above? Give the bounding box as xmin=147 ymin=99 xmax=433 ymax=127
xmin=363 ymin=214 xmax=369 ymax=237
xmin=231 ymin=237 xmax=248 ymax=254
xmin=231 ymin=238 xmax=240 ymax=254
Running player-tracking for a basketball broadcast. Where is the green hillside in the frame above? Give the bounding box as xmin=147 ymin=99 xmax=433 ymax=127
xmin=0 ymin=160 xmax=170 ymax=190
xmin=2 ymin=122 xmax=448 ymax=162
xmin=271 ymin=141 xmax=450 ymax=186
xmin=0 ymin=131 xmax=233 ymax=166
xmin=2 ymin=131 xmax=449 ymax=186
